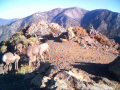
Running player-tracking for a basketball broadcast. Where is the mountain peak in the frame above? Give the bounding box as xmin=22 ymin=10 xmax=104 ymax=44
xmin=63 ymin=7 xmax=88 ymax=19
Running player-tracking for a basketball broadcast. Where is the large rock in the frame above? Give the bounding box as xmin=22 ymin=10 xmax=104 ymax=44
xmin=31 ymin=62 xmax=60 ymax=89
xmin=30 ymin=64 xmax=117 ymax=90
xmin=109 ymin=56 xmax=120 ymax=81
xmin=31 ymin=74 xmax=42 ymax=87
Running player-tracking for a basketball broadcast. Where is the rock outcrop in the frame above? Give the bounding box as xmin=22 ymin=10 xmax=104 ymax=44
xmin=31 ymin=63 xmax=118 ymax=90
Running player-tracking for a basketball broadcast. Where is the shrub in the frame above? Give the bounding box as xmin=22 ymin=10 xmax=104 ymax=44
xmin=0 ymin=45 xmax=7 ymax=53
xmin=12 ymin=33 xmax=27 ymax=45
xmin=17 ymin=65 xmax=34 ymax=74
xmin=22 ymin=39 xmax=29 ymax=47
xmin=28 ymin=37 xmax=39 ymax=46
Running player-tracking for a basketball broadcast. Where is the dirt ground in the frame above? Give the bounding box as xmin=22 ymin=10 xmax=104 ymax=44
xmin=46 ymin=40 xmax=117 ymax=69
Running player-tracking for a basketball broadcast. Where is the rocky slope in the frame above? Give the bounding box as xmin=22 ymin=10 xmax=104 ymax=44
xmin=0 ymin=40 xmax=119 ymax=90
xmin=0 ymin=7 xmax=120 ymax=43
xmin=81 ymin=9 xmax=120 ymax=41
xmin=51 ymin=7 xmax=87 ymax=27
xmin=0 ymin=19 xmax=120 ymax=89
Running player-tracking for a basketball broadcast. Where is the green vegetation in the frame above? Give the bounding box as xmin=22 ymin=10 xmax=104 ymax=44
xmin=17 ymin=65 xmax=34 ymax=75
xmin=0 ymin=29 xmax=40 ymax=54
xmin=28 ymin=37 xmax=39 ymax=46
xmin=0 ymin=45 xmax=7 ymax=53
xmin=0 ymin=41 xmax=8 ymax=53
xmin=11 ymin=31 xmax=27 ymax=45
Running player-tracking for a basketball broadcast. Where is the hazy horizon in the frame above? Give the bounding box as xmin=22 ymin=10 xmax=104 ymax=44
xmin=1 ymin=0 xmax=120 ymax=19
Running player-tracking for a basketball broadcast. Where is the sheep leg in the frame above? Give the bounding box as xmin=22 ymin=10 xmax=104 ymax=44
xmin=17 ymin=60 xmax=18 ymax=70
xmin=39 ymin=51 xmax=44 ymax=62
xmin=36 ymin=56 xmax=40 ymax=65
xmin=7 ymin=65 xmax=9 ymax=73
xmin=15 ymin=61 xmax=16 ymax=70
xmin=47 ymin=49 xmax=50 ymax=60
xmin=9 ymin=64 xmax=12 ymax=71
xmin=3 ymin=64 xmax=8 ymax=74
xmin=29 ymin=61 xmax=32 ymax=66
xmin=40 ymin=53 xmax=45 ymax=62
xmin=15 ymin=60 xmax=18 ymax=70
xmin=29 ymin=56 xmax=33 ymax=66
xmin=36 ymin=56 xmax=40 ymax=67
xmin=37 ymin=61 xmax=40 ymax=68
xmin=35 ymin=56 xmax=38 ymax=67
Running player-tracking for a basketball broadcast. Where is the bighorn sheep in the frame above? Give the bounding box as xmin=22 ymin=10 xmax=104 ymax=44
xmin=38 ymin=43 xmax=50 ymax=61
xmin=27 ymin=43 xmax=50 ymax=66
xmin=2 ymin=52 xmax=20 ymax=71
xmin=15 ymin=42 xmax=50 ymax=66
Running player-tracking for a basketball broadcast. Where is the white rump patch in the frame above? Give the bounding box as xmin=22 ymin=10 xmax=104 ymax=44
xmin=2 ymin=55 xmax=7 ymax=62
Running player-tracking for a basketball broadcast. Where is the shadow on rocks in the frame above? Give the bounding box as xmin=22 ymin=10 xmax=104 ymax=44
xmin=72 ymin=61 xmax=119 ymax=82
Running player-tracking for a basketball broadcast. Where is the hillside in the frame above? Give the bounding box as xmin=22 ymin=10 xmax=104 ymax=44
xmin=0 ymin=7 xmax=120 ymax=43
xmin=0 ymin=18 xmax=17 ymax=26
xmin=0 ymin=16 xmax=120 ymax=90
xmin=0 ymin=37 xmax=119 ymax=90
xmin=81 ymin=9 xmax=120 ymax=41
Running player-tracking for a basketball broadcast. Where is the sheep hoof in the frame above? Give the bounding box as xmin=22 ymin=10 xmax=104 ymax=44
xmin=36 ymin=62 xmax=40 ymax=68
xmin=15 ymin=68 xmax=18 ymax=71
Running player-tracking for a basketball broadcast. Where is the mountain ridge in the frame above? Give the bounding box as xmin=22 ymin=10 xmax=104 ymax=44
xmin=0 ymin=7 xmax=120 ymax=43
xmin=0 ymin=18 xmax=17 ymax=26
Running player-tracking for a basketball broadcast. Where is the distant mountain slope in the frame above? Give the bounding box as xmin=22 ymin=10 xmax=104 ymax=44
xmin=0 ymin=7 xmax=120 ymax=43
xmin=81 ymin=9 xmax=120 ymax=40
xmin=0 ymin=18 xmax=17 ymax=26
xmin=51 ymin=7 xmax=88 ymax=27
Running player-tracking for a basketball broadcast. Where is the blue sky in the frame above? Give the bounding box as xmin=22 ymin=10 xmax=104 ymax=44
xmin=0 ymin=0 xmax=120 ymax=19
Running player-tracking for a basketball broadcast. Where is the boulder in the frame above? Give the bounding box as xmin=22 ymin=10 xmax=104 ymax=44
xmin=31 ymin=63 xmax=60 ymax=89
xmin=31 ymin=74 xmax=44 ymax=88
